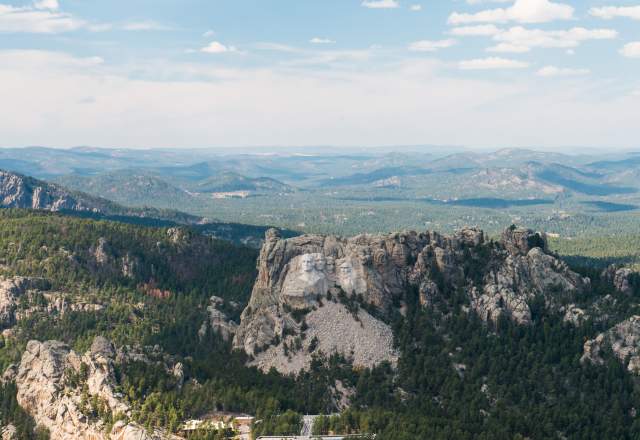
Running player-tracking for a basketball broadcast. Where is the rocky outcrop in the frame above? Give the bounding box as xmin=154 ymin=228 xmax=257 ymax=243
xmin=12 ymin=337 xmax=180 ymax=440
xmin=562 ymin=304 xmax=589 ymax=326
xmin=603 ymin=265 xmax=637 ymax=294
xmin=473 ymin=246 xmax=588 ymax=325
xmin=234 ymin=226 xmax=587 ymax=374
xmin=0 ymin=277 xmax=51 ymax=328
xmin=252 ymin=301 xmax=397 ymax=375
xmin=198 ymin=296 xmax=238 ymax=342
xmin=500 ymin=226 xmax=547 ymax=256
xmin=0 ymin=276 xmax=104 ymax=333
xmin=0 ymin=169 xmax=206 ymax=228
xmin=91 ymin=238 xmax=140 ymax=279
xmin=0 ymin=170 xmax=98 ymax=212
xmin=1 ymin=424 xmax=17 ymax=440
xmin=581 ymin=316 xmax=640 ymax=374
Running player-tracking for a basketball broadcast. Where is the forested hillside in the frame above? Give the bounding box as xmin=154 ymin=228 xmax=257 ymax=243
xmin=0 ymin=210 xmax=639 ymax=439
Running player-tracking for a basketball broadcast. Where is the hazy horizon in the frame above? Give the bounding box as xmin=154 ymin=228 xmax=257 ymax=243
xmin=1 ymin=145 xmax=637 ymax=155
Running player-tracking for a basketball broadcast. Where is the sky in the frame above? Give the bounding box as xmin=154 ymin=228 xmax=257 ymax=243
xmin=0 ymin=0 xmax=639 ymax=150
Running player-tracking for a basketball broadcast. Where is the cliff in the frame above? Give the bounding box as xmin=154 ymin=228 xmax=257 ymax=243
xmin=233 ymin=226 xmax=589 ymax=374
xmin=5 ymin=337 xmax=182 ymax=440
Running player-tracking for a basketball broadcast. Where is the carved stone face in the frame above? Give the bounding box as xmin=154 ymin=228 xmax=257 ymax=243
xmin=325 ymin=257 xmax=335 ymax=273
xmin=339 ymin=260 xmax=353 ymax=276
xmin=315 ymin=254 xmax=326 ymax=272
xmin=300 ymin=254 xmax=315 ymax=272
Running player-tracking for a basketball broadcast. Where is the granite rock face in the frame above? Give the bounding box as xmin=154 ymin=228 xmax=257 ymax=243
xmin=582 ymin=315 xmax=640 ymax=374
xmin=562 ymin=304 xmax=589 ymax=326
xmin=500 ymin=226 xmax=548 ymax=256
xmin=1 ymin=424 xmax=17 ymax=440
xmin=234 ymin=226 xmax=587 ymax=374
xmin=0 ymin=170 xmax=96 ymax=212
xmin=0 ymin=277 xmax=51 ymax=328
xmin=0 ymin=276 xmax=104 ymax=336
xmin=603 ymin=266 xmax=637 ymax=295
xmin=473 ymin=246 xmax=588 ymax=325
xmin=12 ymin=337 xmax=180 ymax=440
xmin=198 ymin=296 xmax=238 ymax=342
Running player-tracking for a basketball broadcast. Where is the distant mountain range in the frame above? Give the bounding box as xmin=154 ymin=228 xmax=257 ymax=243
xmin=0 ymin=169 xmax=295 ymax=247
xmin=1 ymin=146 xmax=639 ymax=237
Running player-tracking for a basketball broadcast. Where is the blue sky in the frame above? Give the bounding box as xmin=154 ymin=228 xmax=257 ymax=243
xmin=0 ymin=0 xmax=639 ymax=149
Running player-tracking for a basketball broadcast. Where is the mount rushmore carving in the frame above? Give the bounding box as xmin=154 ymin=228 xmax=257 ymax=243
xmin=232 ymin=226 xmax=589 ymax=374
xmin=281 ymin=252 xmax=367 ymax=307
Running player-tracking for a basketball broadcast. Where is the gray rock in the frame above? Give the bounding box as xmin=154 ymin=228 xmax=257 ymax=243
xmin=10 ymin=337 xmax=178 ymax=440
xmin=0 ymin=170 xmax=94 ymax=212
xmin=473 ymin=247 xmax=589 ymax=325
xmin=582 ymin=315 xmax=640 ymax=374
xmin=562 ymin=304 xmax=589 ymax=326
xmin=234 ymin=226 xmax=587 ymax=373
xmin=603 ymin=265 xmax=636 ymax=294
xmin=0 ymin=277 xmax=50 ymax=328
xmin=501 ymin=226 xmax=548 ymax=256
xmin=198 ymin=296 xmax=238 ymax=342
xmin=1 ymin=424 xmax=17 ymax=440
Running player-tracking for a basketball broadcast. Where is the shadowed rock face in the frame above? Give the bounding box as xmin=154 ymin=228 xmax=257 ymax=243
xmin=234 ymin=226 xmax=588 ymax=374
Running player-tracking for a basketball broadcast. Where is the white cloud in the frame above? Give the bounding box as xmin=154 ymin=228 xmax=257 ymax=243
xmin=409 ymin=39 xmax=457 ymax=51
xmin=310 ymin=37 xmax=336 ymax=44
xmin=201 ymin=41 xmax=238 ymax=54
xmin=487 ymin=26 xmax=618 ymax=53
xmin=620 ymin=42 xmax=640 ymax=58
xmin=450 ymin=24 xmax=502 ymax=36
xmin=203 ymin=30 xmax=215 ymax=38
xmin=121 ymin=20 xmax=172 ymax=31
xmin=33 ymin=0 xmax=58 ymax=10
xmin=459 ymin=57 xmax=529 ymax=69
xmin=589 ymin=6 xmax=640 ymax=20
xmin=537 ymin=65 xmax=590 ymax=76
xmin=449 ymin=0 xmax=574 ymax=24
xmin=362 ymin=0 xmax=399 ymax=9
xmin=0 ymin=1 xmax=162 ymax=33
xmin=487 ymin=43 xmax=531 ymax=52
xmin=0 ymin=2 xmax=85 ymax=33
xmin=1 ymin=49 xmax=638 ymax=149
xmin=410 ymin=5 xmax=422 ymax=11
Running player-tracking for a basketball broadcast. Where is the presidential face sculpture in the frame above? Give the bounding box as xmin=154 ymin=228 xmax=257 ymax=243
xmin=325 ymin=256 xmax=335 ymax=274
xmin=282 ymin=252 xmax=365 ymax=304
xmin=315 ymin=254 xmax=326 ymax=272
xmin=301 ymin=254 xmax=315 ymax=273
xmin=282 ymin=253 xmax=329 ymax=302
xmin=337 ymin=259 xmax=355 ymax=294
